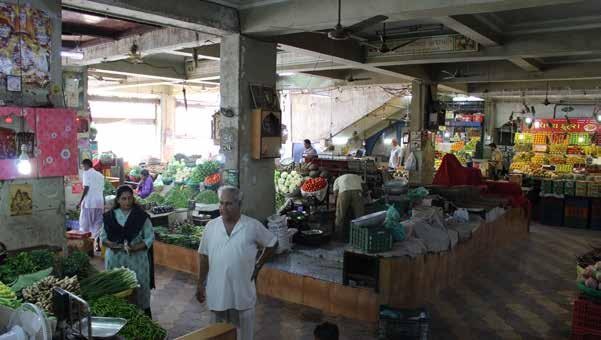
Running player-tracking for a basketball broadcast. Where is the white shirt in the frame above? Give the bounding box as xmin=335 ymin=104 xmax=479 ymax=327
xmin=333 ymin=174 xmax=363 ymax=193
xmin=82 ymin=169 xmax=105 ymax=209
xmin=389 ymin=146 xmax=402 ymax=169
xmin=302 ymin=146 xmax=318 ymax=157
xmin=198 ymin=215 xmax=277 ymax=311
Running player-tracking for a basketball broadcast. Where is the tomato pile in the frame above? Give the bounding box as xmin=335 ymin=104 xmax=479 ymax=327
xmin=204 ymin=173 xmax=221 ymax=186
xmin=301 ymin=177 xmax=327 ymax=192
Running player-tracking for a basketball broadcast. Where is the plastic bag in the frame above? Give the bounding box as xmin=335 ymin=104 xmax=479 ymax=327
xmin=384 ymin=205 xmax=406 ymax=241
xmin=453 ymin=208 xmax=469 ymax=223
xmin=405 ymin=152 xmax=417 ymax=171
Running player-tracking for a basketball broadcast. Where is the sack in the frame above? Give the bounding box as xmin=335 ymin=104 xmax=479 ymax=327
xmin=384 ymin=205 xmax=406 ymax=241
xmin=405 ymin=152 xmax=417 ymax=171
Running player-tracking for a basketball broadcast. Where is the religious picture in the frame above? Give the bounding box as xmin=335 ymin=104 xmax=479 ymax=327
xmin=10 ymin=183 xmax=33 ymax=216
xmin=261 ymin=110 xmax=281 ymax=137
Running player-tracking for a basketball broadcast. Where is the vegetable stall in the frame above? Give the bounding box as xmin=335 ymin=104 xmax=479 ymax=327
xmin=0 ymin=249 xmax=167 ymax=339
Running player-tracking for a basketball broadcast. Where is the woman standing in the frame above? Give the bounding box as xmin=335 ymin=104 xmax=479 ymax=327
xmin=100 ymin=185 xmax=155 ymax=317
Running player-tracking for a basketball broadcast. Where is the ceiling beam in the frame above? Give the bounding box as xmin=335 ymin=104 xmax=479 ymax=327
xmin=431 ymin=61 xmax=601 ymax=83
xmin=75 ymin=27 xmax=218 ymax=65
xmin=467 ymin=79 xmax=601 ymax=95
xmin=62 ymin=22 xmax=116 ymax=40
xmin=507 ymin=57 xmax=542 ymax=72
xmin=62 ymin=0 xmax=239 ymax=36
xmin=367 ymin=28 xmax=601 ymax=67
xmin=162 ymin=45 xmax=221 ymax=60
xmin=89 ymin=60 xmax=185 ymax=82
xmin=241 ymin=0 xmax=581 ymax=34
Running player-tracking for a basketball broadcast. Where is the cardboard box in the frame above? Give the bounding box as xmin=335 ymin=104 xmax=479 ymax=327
xmin=175 ymin=324 xmax=236 ymax=340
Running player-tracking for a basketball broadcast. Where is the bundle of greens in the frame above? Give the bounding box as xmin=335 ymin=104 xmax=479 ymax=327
xmin=0 ymin=281 xmax=21 ymax=309
xmin=80 ymin=268 xmax=138 ymax=301
xmin=90 ymin=295 xmax=167 ymax=340
xmin=0 ymin=250 xmax=55 ymax=284
xmin=195 ymin=190 xmax=219 ymax=204
xmin=164 ymin=187 xmax=189 ymax=209
xmin=153 ymin=223 xmax=204 ymax=249
xmin=54 ymin=251 xmax=95 ymax=280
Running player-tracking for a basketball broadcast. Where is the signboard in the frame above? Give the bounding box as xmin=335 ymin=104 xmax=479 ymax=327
xmin=526 ymin=118 xmax=601 ymax=133
xmin=367 ymin=34 xmax=478 ymax=58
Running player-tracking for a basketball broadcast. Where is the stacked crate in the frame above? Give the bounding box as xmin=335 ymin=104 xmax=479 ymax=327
xmin=564 ymin=197 xmax=589 ymax=229
xmin=540 ymin=196 xmax=564 ymax=226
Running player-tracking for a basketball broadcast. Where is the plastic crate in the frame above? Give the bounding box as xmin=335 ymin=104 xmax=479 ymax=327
xmin=565 ymin=180 xmax=576 ymax=196
xmin=576 ymin=181 xmax=589 ymax=197
xmin=542 ymin=179 xmax=554 ymax=194
xmin=540 ymin=197 xmax=564 ymax=226
xmin=588 ymin=182 xmax=601 ymax=198
xmin=350 ymin=225 xmax=392 ymax=253
xmin=572 ymin=298 xmax=601 ymax=337
xmin=378 ymin=305 xmax=429 ymax=340
xmin=564 ymin=197 xmax=590 ymax=229
xmin=554 ymin=180 xmax=566 ymax=195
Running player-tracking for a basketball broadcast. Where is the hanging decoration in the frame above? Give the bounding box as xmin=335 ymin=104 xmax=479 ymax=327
xmin=0 ymin=3 xmax=52 ymax=87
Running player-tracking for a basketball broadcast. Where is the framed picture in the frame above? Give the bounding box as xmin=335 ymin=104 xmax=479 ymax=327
xmin=252 ymin=109 xmax=282 ymax=159
xmin=7 ymin=75 xmax=21 ymax=92
xmin=250 ymin=84 xmax=279 ymax=110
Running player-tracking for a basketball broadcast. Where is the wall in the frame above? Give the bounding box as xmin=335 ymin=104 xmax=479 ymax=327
xmin=494 ymin=101 xmax=598 ymax=128
xmin=289 ymin=86 xmax=399 ymax=143
xmin=0 ymin=0 xmax=65 ymax=251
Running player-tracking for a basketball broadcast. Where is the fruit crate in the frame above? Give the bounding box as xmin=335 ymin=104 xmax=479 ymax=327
xmin=576 ymin=181 xmax=589 ymax=197
xmin=553 ymin=180 xmax=565 ymax=196
xmin=565 ymin=180 xmax=576 ymax=196
xmin=572 ymin=298 xmax=601 ymax=337
xmin=564 ymin=197 xmax=589 ymax=229
xmin=378 ymin=305 xmax=429 ymax=340
xmin=542 ymin=179 xmax=554 ymax=194
xmin=350 ymin=224 xmax=392 ymax=253
xmin=587 ymin=182 xmax=601 ymax=198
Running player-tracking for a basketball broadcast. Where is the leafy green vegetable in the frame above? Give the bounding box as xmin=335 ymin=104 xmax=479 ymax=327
xmin=164 ymin=187 xmax=188 ymax=208
xmin=153 ymin=223 xmax=204 ymax=249
xmin=189 ymin=160 xmax=220 ymax=184
xmin=90 ymin=295 xmax=166 ymax=340
xmin=195 ymin=190 xmax=219 ymax=204
xmin=9 ymin=267 xmax=53 ymax=293
xmin=0 ymin=251 xmax=55 ymax=284
xmin=129 ymin=167 xmax=142 ymax=178
xmin=55 ymin=251 xmax=94 ymax=280
xmin=104 ymin=178 xmax=115 ymax=196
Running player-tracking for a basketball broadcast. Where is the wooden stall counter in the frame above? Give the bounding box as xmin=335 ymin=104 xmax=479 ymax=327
xmin=175 ymin=324 xmax=236 ymax=340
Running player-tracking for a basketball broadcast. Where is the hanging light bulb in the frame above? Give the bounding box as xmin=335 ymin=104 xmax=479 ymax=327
xmin=17 ymin=144 xmax=31 ymax=175
xmin=443 ymin=131 xmax=451 ymax=138
xmin=596 ymin=114 xmax=601 ymax=123
xmin=525 ymin=117 xmax=533 ymax=125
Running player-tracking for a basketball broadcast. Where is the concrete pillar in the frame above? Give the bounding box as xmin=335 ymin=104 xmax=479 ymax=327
xmin=160 ymin=93 xmax=177 ymax=161
xmin=485 ymin=100 xmax=497 ymax=144
xmin=408 ymin=80 xmax=435 ymax=185
xmin=220 ymin=34 xmax=277 ymax=221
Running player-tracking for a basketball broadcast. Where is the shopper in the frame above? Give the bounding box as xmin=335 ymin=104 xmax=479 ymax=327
xmin=388 ymin=138 xmax=403 ymax=170
xmin=314 ymin=322 xmax=339 ymax=340
xmin=302 ymin=139 xmax=318 ymax=162
xmin=333 ymin=174 xmax=365 ymax=241
xmin=78 ymin=159 xmax=105 ymax=237
xmin=100 ymin=185 xmax=155 ymax=317
xmin=196 ymin=186 xmax=277 ymax=340
xmin=136 ymin=169 xmax=154 ymax=198
xmin=489 ymin=143 xmax=504 ymax=180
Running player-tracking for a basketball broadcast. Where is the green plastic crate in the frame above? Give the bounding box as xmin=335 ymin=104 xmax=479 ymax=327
xmin=542 ymin=179 xmax=554 ymax=194
xmin=553 ymin=180 xmax=565 ymax=196
xmin=565 ymin=180 xmax=576 ymax=196
xmin=350 ymin=225 xmax=393 ymax=253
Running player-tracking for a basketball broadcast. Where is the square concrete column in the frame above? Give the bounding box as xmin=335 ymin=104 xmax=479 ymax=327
xmin=408 ymin=80 xmax=435 ymax=185
xmin=220 ymin=34 xmax=277 ymax=220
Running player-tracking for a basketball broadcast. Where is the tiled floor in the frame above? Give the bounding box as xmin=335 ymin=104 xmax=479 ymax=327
xmin=144 ymin=223 xmax=600 ymax=339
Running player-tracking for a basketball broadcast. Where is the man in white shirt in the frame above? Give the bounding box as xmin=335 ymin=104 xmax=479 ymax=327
xmin=197 ymin=186 xmax=277 ymax=340
xmin=388 ymin=138 xmax=403 ymax=170
xmin=333 ymin=174 xmax=365 ymax=241
xmin=77 ymin=159 xmax=105 ymax=236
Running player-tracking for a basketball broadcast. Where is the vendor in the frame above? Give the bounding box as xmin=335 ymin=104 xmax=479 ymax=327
xmin=388 ymin=138 xmax=403 ymax=170
xmin=137 ymin=169 xmax=153 ymax=198
xmin=346 ymin=131 xmax=365 ymax=157
xmin=303 ymin=139 xmax=318 ymax=162
xmin=489 ymin=143 xmax=504 ymax=180
xmin=333 ymin=173 xmax=365 ymax=241
xmin=100 ymin=186 xmax=155 ymax=317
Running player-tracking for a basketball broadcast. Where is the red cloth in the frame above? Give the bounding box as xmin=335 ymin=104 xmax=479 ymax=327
xmin=92 ymin=159 xmax=103 ymax=172
xmin=432 ymin=154 xmax=483 ymax=186
xmin=484 ymin=180 xmax=530 ymax=210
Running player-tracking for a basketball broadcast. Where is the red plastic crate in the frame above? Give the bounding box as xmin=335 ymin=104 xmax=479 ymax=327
xmin=573 ymin=298 xmax=601 ymax=337
xmin=571 ymin=332 xmax=601 ymax=339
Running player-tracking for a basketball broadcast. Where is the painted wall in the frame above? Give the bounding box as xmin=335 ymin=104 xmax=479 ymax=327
xmin=0 ymin=0 xmax=65 ymax=251
xmin=289 ymin=86 xmax=399 ymax=143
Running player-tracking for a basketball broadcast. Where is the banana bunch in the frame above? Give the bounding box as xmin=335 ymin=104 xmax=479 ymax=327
xmin=23 ymin=276 xmax=79 ymax=313
xmin=0 ymin=281 xmax=21 ymax=309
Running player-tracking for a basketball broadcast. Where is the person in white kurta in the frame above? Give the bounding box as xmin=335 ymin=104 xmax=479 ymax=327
xmin=197 ymin=186 xmax=277 ymax=340
xmin=78 ymin=159 xmax=105 ymax=236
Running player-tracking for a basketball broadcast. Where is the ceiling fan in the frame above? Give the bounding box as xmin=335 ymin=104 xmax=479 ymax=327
xmin=543 ymin=82 xmax=551 ymax=106
xmin=362 ymin=23 xmax=418 ymax=53
xmin=126 ymin=42 xmax=144 ymax=64
xmin=324 ymin=0 xmax=387 ymax=41
xmin=441 ymin=69 xmax=478 ymax=80
xmin=346 ymin=71 xmax=371 ymax=83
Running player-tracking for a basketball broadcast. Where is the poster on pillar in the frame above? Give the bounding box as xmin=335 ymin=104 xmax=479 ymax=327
xmin=10 ymin=183 xmax=33 ymax=216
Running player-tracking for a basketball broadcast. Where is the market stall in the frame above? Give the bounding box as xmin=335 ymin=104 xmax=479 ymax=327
xmin=0 ymin=247 xmax=167 ymax=339
xmin=507 ymin=118 xmax=601 ymax=229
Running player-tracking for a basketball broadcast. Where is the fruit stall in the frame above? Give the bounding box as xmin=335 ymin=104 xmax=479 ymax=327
xmin=434 ymin=115 xmax=484 ymax=170
xmin=573 ymin=248 xmax=601 ymax=338
xmin=507 ymin=118 xmax=601 ymax=229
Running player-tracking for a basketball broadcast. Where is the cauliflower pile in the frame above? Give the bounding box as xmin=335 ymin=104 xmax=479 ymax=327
xmin=276 ymin=171 xmax=304 ymax=195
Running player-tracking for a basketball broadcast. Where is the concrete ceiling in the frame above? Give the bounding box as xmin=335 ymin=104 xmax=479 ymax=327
xmin=63 ymin=0 xmax=601 ymax=100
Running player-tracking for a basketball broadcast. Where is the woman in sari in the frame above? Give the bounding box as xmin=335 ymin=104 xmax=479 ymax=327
xmin=100 ymin=185 xmax=155 ymax=317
